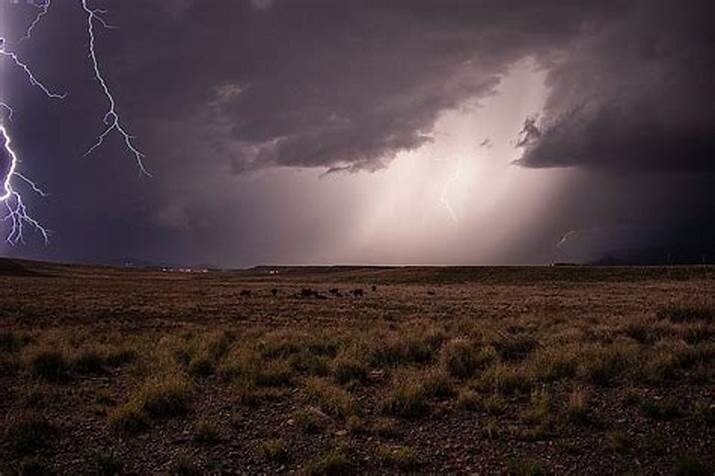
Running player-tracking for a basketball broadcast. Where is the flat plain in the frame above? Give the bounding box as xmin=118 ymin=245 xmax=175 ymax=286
xmin=0 ymin=259 xmax=713 ymax=474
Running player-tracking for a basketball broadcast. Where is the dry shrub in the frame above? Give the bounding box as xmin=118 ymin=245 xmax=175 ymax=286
xmin=109 ymin=373 xmax=191 ymax=432
xmin=193 ymin=419 xmax=219 ymax=444
xmin=383 ymin=372 xmax=428 ymax=418
xmin=305 ymin=448 xmax=352 ymax=476
xmin=292 ymin=407 xmax=329 ymax=434
xmin=5 ymin=412 xmax=55 ymax=454
xmin=0 ymin=331 xmax=26 ymax=354
xmin=439 ymin=338 xmax=478 ymax=379
xmin=657 ymin=305 xmax=713 ymax=324
xmin=421 ymin=367 xmax=455 ymax=399
xmin=370 ymin=322 xmax=445 ymax=367
xmin=577 ymin=341 xmax=639 ymax=385
xmin=521 ymin=389 xmax=552 ymax=426
xmin=372 ymin=417 xmax=399 ymax=437
xmin=640 ymin=340 xmax=699 ymax=383
xmin=478 ymin=364 xmax=533 ymax=395
xmin=138 ymin=374 xmax=192 ymax=417
xmin=376 ymin=444 xmax=419 ymax=469
xmin=304 ymin=377 xmax=356 ymax=418
xmin=28 ymin=348 xmax=68 ymax=383
xmin=259 ymin=438 xmax=289 ymax=463
xmin=566 ymin=387 xmax=591 ymax=424
xmin=506 ymin=457 xmax=547 ymax=476
xmin=259 ymin=330 xmax=340 ymax=360
xmin=71 ymin=347 xmax=106 ymax=374
xmin=332 ymin=347 xmax=369 ymax=384
xmin=457 ymin=389 xmax=481 ymax=411
xmin=530 ymin=346 xmax=578 ymax=382
xmin=491 ymin=332 xmax=538 ymax=361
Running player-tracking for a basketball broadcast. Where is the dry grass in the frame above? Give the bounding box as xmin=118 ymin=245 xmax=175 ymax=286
xmin=193 ymin=419 xmax=219 ymax=444
xmin=0 ymin=262 xmax=712 ymax=473
xmin=304 ymin=448 xmax=352 ymax=475
xmin=109 ymin=373 xmax=191 ymax=433
xmin=27 ymin=348 xmax=68 ymax=382
xmin=566 ymin=387 xmax=591 ymax=424
xmin=376 ymin=444 xmax=419 ymax=469
xmin=332 ymin=348 xmax=369 ymax=384
xmin=4 ymin=412 xmax=55 ymax=455
xmin=292 ymin=407 xmax=329 ymax=434
xmin=439 ymin=338 xmax=479 ymax=378
xmin=259 ymin=438 xmax=289 ymax=463
xmin=304 ymin=377 xmax=356 ymax=418
xmin=382 ymin=371 xmax=429 ymax=418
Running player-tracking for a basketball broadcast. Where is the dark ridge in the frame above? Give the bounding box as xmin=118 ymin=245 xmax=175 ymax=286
xmin=0 ymin=258 xmax=40 ymax=277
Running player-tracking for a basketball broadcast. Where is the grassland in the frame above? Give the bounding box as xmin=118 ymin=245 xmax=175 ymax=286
xmin=0 ymin=259 xmax=713 ymax=474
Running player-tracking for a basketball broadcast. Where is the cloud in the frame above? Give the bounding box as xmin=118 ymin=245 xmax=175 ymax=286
xmin=2 ymin=0 xmax=712 ymax=265
xmin=515 ymin=0 xmax=715 ymax=173
xmin=250 ymin=0 xmax=274 ymax=10
xmin=11 ymin=1 xmax=713 ymax=177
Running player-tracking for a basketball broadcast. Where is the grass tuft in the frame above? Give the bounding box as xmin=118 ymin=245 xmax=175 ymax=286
xmin=640 ymin=398 xmax=683 ymax=420
xmin=259 ymin=438 xmax=290 ymax=463
xmin=0 ymin=331 xmax=25 ymax=354
xmin=304 ymin=377 xmax=356 ymax=418
xmin=376 ymin=444 xmax=419 ymax=469
xmin=332 ymin=349 xmax=369 ymax=384
xmin=292 ymin=407 xmax=329 ymax=434
xmin=673 ymin=455 xmax=712 ymax=476
xmin=506 ymin=457 xmax=547 ymax=476
xmin=305 ymin=448 xmax=352 ymax=476
xmin=193 ymin=419 xmax=219 ymax=444
xmin=657 ymin=305 xmax=713 ymax=323
xmin=94 ymin=448 xmax=124 ymax=476
xmin=457 ymin=388 xmax=481 ymax=411
xmin=439 ymin=338 xmax=478 ymax=379
xmin=28 ymin=349 xmax=68 ymax=383
xmin=5 ymin=412 xmax=55 ymax=454
xmin=383 ymin=373 xmax=428 ymax=418
xmin=109 ymin=373 xmax=191 ymax=432
xmin=566 ymin=387 xmax=591 ymax=425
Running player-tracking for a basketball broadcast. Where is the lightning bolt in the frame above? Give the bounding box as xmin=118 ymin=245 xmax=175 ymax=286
xmin=1 ymin=124 xmax=50 ymax=244
xmin=0 ymin=41 xmax=67 ymax=100
xmin=439 ymin=157 xmax=465 ymax=224
xmin=19 ymin=0 xmax=53 ymax=44
xmin=0 ymin=26 xmax=62 ymax=245
xmin=80 ymin=0 xmax=150 ymax=177
xmin=0 ymin=0 xmax=148 ymax=244
xmin=556 ymin=230 xmax=577 ymax=248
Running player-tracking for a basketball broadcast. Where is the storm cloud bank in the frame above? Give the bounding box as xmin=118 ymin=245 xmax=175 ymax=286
xmin=515 ymin=1 xmax=715 ymax=173
xmin=0 ymin=0 xmax=712 ymax=265
xmin=130 ymin=0 xmax=715 ymax=176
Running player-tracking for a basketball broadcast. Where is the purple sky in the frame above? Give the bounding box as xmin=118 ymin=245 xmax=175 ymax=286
xmin=0 ymin=0 xmax=713 ymax=266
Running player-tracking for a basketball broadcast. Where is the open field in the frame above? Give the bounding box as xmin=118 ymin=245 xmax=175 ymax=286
xmin=0 ymin=259 xmax=713 ymax=474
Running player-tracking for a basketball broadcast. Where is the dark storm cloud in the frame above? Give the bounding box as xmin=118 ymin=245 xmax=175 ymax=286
xmin=98 ymin=0 xmax=712 ymax=176
xmin=1 ymin=0 xmax=712 ymax=265
xmin=515 ymin=0 xmax=715 ymax=172
xmin=64 ymin=0 xmax=625 ymax=174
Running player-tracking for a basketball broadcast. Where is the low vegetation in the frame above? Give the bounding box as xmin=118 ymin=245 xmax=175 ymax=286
xmin=304 ymin=448 xmax=352 ymax=475
xmin=0 ymin=263 xmax=712 ymax=473
xmin=5 ymin=412 xmax=55 ymax=455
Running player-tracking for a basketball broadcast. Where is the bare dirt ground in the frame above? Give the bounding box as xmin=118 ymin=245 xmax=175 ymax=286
xmin=0 ymin=260 xmax=713 ymax=474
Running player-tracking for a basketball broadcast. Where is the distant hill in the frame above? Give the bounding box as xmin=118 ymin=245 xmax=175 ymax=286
xmin=0 ymin=258 xmax=38 ymax=276
xmin=592 ymin=246 xmax=713 ymax=266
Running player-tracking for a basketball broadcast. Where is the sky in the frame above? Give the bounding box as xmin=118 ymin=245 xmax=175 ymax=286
xmin=0 ymin=0 xmax=713 ymax=267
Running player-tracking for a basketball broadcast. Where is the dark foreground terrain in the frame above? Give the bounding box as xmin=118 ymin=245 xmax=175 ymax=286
xmin=0 ymin=259 xmax=713 ymax=474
